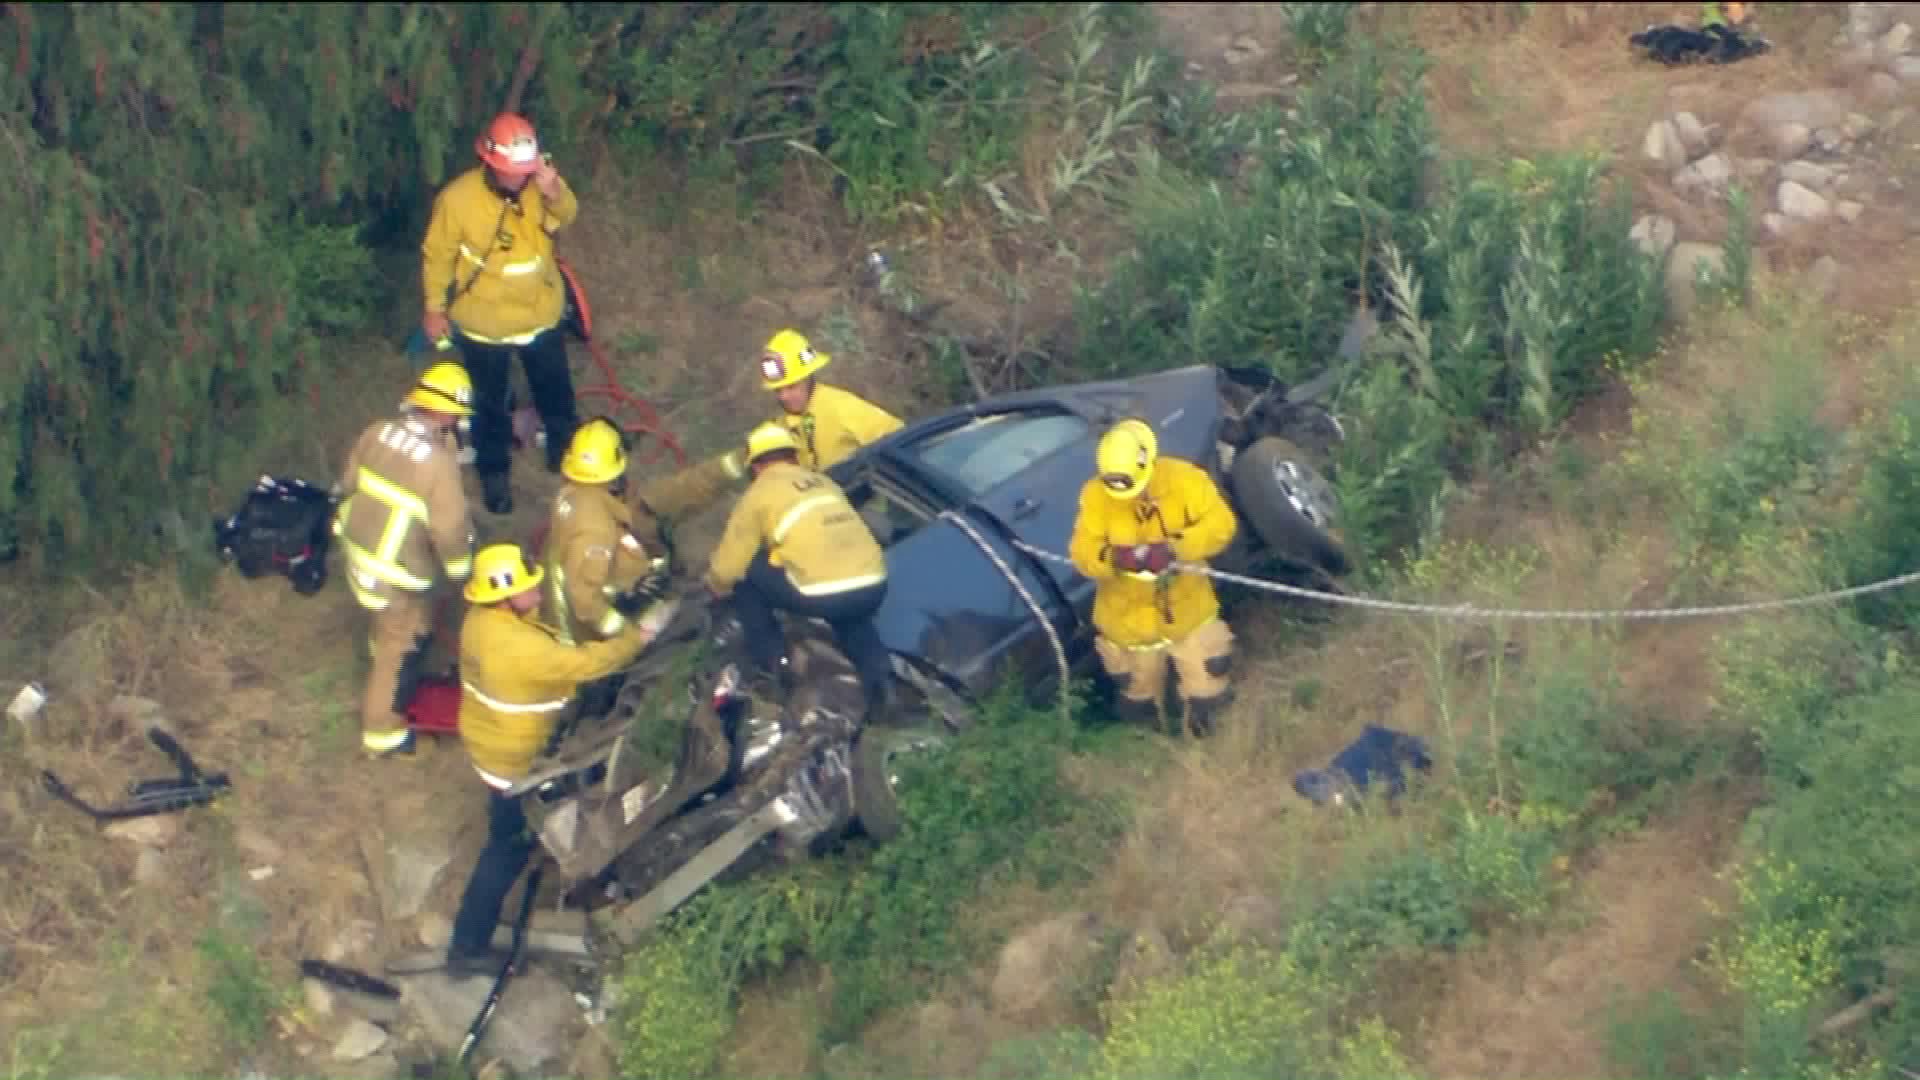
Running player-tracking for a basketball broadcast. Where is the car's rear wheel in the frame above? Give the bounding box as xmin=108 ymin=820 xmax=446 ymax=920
xmin=852 ymin=727 xmax=950 ymax=842
xmin=1230 ymin=436 xmax=1350 ymax=577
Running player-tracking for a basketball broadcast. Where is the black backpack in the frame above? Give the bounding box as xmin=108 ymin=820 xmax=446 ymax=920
xmin=213 ymin=475 xmax=335 ymax=595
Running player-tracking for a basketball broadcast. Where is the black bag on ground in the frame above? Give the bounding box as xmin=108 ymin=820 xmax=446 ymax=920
xmin=213 ymin=475 xmax=335 ymax=595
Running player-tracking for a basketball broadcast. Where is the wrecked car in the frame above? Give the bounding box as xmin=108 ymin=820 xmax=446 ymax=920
xmin=491 ymin=362 xmax=1357 ymax=942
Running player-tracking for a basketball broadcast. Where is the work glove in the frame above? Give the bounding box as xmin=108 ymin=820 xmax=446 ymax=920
xmin=1140 ymin=542 xmax=1175 ymax=574
xmin=1109 ymin=544 xmax=1144 ymax=572
xmin=610 ymin=572 xmax=671 ymax=617
xmin=1113 ymin=543 xmax=1175 ymax=575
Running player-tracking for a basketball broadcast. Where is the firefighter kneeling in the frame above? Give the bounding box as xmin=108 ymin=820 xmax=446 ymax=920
xmin=1068 ymin=418 xmax=1239 ymax=736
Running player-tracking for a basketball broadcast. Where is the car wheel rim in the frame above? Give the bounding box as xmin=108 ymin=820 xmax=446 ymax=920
xmin=1272 ymin=459 xmax=1335 ymax=529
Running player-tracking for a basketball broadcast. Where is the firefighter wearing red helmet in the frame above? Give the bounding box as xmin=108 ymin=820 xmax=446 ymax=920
xmin=420 ymin=112 xmax=583 ymax=516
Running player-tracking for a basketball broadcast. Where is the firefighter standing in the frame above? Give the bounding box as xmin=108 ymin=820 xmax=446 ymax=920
xmin=420 ymin=111 xmax=583 ymax=517
xmin=333 ymin=362 xmax=478 ymax=757
xmin=1067 ymin=418 xmax=1239 ymax=737
xmin=706 ymin=423 xmax=892 ymax=707
xmin=390 ymin=543 xmax=675 ymax=977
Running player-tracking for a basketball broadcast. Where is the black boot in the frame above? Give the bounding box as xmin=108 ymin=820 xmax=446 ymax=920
xmin=482 ymin=472 xmax=513 ymax=515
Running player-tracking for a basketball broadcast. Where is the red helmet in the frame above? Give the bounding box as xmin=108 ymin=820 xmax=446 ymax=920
xmin=476 ymin=112 xmax=540 ymax=176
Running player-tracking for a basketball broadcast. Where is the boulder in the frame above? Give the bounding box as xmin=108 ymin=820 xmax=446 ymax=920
xmin=1769 ymin=122 xmax=1813 ymax=159
xmin=1878 ymin=22 xmax=1913 ymax=63
xmin=331 ymin=1019 xmax=390 ymax=1062
xmin=1673 ymin=152 xmax=1733 ymax=196
xmin=1778 ymin=180 xmax=1833 ymax=223
xmin=1671 ymin=111 xmax=1712 ymax=157
xmin=398 ymin=967 xmax=583 ymax=1076
xmin=1665 ymin=242 xmax=1729 ymax=317
xmin=1780 ymin=161 xmax=1838 ymax=189
xmin=1740 ymin=90 xmax=1855 ymax=138
xmin=1630 ymin=214 xmax=1677 ymax=259
xmin=1837 ymin=199 xmax=1867 ymax=224
xmin=1643 ymin=119 xmax=1687 ymax=167
xmin=1867 ymin=71 xmax=1902 ymax=106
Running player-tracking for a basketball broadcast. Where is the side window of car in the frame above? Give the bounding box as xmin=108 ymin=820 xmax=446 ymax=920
xmin=908 ymin=411 xmax=1091 ymax=499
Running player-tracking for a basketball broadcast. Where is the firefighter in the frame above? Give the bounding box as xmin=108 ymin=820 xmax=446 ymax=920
xmin=1067 ymin=418 xmax=1239 ymax=737
xmin=637 ymin=329 xmax=905 ymax=521
xmin=390 ymin=542 xmax=674 ymax=978
xmin=332 ymin=362 xmax=478 ymax=758
xmin=420 ymin=111 xmax=582 ymax=516
xmin=545 ymin=417 xmax=672 ymax=718
xmin=706 ymin=423 xmax=892 ymax=707
xmin=1701 ymin=2 xmax=1751 ymax=29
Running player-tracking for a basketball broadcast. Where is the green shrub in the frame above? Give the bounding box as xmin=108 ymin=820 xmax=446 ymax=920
xmin=1097 ymin=943 xmax=1333 ymax=1080
xmin=1840 ymin=387 xmax=1920 ymax=631
xmin=614 ymin=932 xmax=735 ymax=1080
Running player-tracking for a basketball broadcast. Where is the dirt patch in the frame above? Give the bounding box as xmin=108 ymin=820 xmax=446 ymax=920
xmin=1415 ymin=795 xmax=1747 ymax=1080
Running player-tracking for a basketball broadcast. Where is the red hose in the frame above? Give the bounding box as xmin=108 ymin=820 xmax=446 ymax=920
xmin=577 ymin=335 xmax=687 ymax=469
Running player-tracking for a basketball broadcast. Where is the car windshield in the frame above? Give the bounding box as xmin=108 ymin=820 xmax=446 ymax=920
xmin=906 ymin=410 xmax=1090 ymax=499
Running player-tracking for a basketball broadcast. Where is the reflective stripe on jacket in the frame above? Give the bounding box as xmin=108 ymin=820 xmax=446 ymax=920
xmin=420 ymin=167 xmax=579 ymax=344
xmin=457 ymin=604 xmax=652 ymax=784
xmin=1067 ymin=456 xmax=1237 ymax=648
xmin=334 ymin=416 xmax=475 ymax=610
xmin=706 ymin=461 xmax=886 ymax=598
xmin=544 ymin=482 xmax=662 ymax=644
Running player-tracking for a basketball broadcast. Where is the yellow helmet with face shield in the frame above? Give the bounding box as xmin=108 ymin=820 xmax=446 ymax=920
xmin=1095 ymin=418 xmax=1158 ymax=500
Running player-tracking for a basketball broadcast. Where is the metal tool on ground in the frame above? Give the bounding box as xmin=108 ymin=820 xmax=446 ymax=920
xmin=41 ymin=727 xmax=232 ymax=823
xmin=458 ymin=865 xmax=546 ymax=1069
xmin=299 ymin=959 xmax=403 ymax=1001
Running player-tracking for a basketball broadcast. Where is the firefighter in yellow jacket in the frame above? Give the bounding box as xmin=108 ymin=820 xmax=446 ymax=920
xmin=545 ymin=418 xmax=671 ymax=645
xmin=389 ymin=543 xmax=674 ymax=977
xmin=420 ymin=111 xmax=582 ymax=516
xmin=1068 ymin=418 xmax=1239 ymax=736
xmin=333 ymin=362 xmax=478 ymax=758
xmin=707 ymin=423 xmax=892 ymax=707
xmin=639 ymin=329 xmax=904 ymax=520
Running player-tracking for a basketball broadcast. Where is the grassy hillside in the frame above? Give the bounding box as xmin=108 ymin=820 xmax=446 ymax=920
xmin=7 ymin=4 xmax=1920 ymax=1079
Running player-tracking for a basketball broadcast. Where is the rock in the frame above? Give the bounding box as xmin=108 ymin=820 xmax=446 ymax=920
xmin=1838 ymin=199 xmax=1866 ymax=223
xmin=1108 ymin=927 xmax=1176 ymax=999
xmin=1769 ymin=123 xmax=1812 ymax=159
xmin=1844 ymin=112 xmax=1876 ymax=140
xmin=1673 ymin=152 xmax=1733 ymax=195
xmin=989 ymin=912 xmax=1104 ymax=1022
xmin=1741 ymin=90 xmax=1855 ymax=138
xmin=1735 ymin=156 xmax=1774 ymax=180
xmin=383 ymin=841 xmax=452 ymax=923
xmin=1643 ymin=119 xmax=1688 ymax=166
xmin=304 ymin=977 xmax=337 ymax=1018
xmin=398 ymin=968 xmax=582 ymax=1075
xmin=106 ymin=813 xmax=182 ymax=848
xmin=106 ymin=695 xmax=165 ymax=726
xmin=1838 ymin=44 xmax=1880 ymax=75
xmin=1849 ymin=2 xmax=1895 ymax=47
xmin=1812 ymin=127 xmax=1849 ymax=155
xmin=1868 ymin=71 xmax=1903 ymax=105
xmin=1778 ymin=179 xmax=1833 ymax=222
xmin=1671 ymin=111 xmax=1711 ymax=157
xmin=1810 ymin=256 xmax=1843 ymax=299
xmin=330 ymin=1051 xmax=402 ymax=1080
xmin=1893 ymin=55 xmax=1920 ymax=82
xmin=1763 ymin=211 xmax=1799 ymax=239
xmin=331 ymin=1019 xmax=389 ymax=1062
xmin=133 ymin=846 xmax=168 ymax=885
xmin=1665 ymin=242 xmax=1729 ymax=317
xmin=1879 ymin=22 xmax=1913 ymax=63
xmin=1780 ymin=160 xmax=1838 ymax=189
xmin=1630 ymin=214 xmax=1677 ymax=259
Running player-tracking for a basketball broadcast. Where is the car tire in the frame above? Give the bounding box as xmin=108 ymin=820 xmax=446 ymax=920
xmin=852 ymin=727 xmax=950 ymax=843
xmin=1230 ymin=436 xmax=1350 ymax=577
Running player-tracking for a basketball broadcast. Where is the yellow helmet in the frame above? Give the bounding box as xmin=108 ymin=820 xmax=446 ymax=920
xmin=1095 ymin=418 xmax=1158 ymax=500
xmin=465 ymin=543 xmax=545 ymax=604
xmin=561 ymin=417 xmax=628 ymax=485
xmin=759 ymin=329 xmax=831 ymax=390
xmin=744 ymin=422 xmax=800 ymax=464
xmin=407 ymin=362 xmax=475 ymax=417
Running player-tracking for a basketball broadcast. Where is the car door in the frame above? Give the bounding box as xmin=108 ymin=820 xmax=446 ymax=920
xmin=868 ymin=408 xmax=1098 ymax=695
